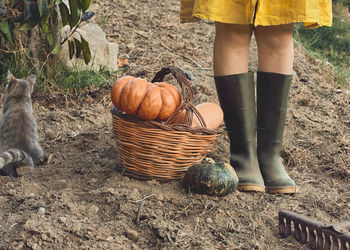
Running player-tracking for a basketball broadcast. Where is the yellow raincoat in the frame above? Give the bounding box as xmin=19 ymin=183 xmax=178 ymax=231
xmin=180 ymin=0 xmax=332 ymax=29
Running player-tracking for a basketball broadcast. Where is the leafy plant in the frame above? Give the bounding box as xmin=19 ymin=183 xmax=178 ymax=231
xmin=333 ymin=0 xmax=350 ymax=9
xmin=0 ymin=0 xmax=94 ymax=64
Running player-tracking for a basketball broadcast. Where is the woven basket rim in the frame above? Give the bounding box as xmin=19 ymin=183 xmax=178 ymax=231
xmin=111 ymin=106 xmax=221 ymax=136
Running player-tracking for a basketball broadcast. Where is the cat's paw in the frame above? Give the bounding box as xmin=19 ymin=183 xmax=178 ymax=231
xmin=0 ymin=167 xmax=18 ymax=177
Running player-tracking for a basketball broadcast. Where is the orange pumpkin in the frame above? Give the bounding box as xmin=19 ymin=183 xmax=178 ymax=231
xmin=111 ymin=76 xmax=181 ymax=121
xmin=111 ymin=75 xmax=135 ymax=110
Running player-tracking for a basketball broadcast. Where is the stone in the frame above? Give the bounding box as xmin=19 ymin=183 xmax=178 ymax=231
xmin=37 ymin=207 xmax=46 ymax=215
xmin=106 ymin=236 xmax=114 ymax=242
xmin=128 ymin=188 xmax=140 ymax=200
xmin=126 ymin=229 xmax=139 ymax=242
xmin=206 ymin=217 xmax=213 ymax=224
xmin=58 ymin=217 xmax=67 ymax=224
xmin=156 ymin=194 xmax=164 ymax=201
xmin=87 ymin=204 xmax=100 ymax=214
xmin=59 ymin=23 xmax=119 ymax=71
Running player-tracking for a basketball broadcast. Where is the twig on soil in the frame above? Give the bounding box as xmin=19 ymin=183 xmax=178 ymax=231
xmin=182 ymin=201 xmax=193 ymax=217
xmin=47 ymin=154 xmax=54 ymax=165
xmin=136 ymin=201 xmax=144 ymax=225
xmin=200 ymin=201 xmax=216 ymax=216
xmin=131 ymin=194 xmax=155 ymax=203
xmin=158 ymin=42 xmax=207 ymax=70
xmin=8 ymin=223 xmax=17 ymax=230
xmin=52 ymin=134 xmax=61 ymax=143
xmin=134 ymin=31 xmax=210 ymax=70
xmin=133 ymin=31 xmax=148 ymax=40
xmin=167 ymin=233 xmax=175 ymax=244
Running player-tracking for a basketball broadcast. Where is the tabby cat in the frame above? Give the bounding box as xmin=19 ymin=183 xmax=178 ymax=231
xmin=0 ymin=71 xmax=44 ymax=176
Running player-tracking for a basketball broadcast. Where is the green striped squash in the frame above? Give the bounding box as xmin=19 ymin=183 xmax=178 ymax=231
xmin=183 ymin=162 xmax=239 ymax=196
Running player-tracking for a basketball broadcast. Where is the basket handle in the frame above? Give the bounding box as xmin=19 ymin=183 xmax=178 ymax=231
xmin=151 ymin=66 xmax=207 ymax=128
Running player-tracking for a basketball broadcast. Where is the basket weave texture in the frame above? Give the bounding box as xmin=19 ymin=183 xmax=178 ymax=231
xmin=111 ymin=66 xmax=220 ymax=181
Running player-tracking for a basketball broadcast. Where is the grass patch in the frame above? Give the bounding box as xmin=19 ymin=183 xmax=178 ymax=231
xmin=51 ymin=63 xmax=115 ymax=91
xmin=294 ymin=9 xmax=350 ymax=87
xmin=0 ymin=49 xmax=116 ymax=93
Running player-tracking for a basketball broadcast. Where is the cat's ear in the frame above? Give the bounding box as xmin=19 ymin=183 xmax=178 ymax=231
xmin=27 ymin=75 xmax=36 ymax=93
xmin=27 ymin=75 xmax=36 ymax=85
xmin=6 ymin=71 xmax=16 ymax=83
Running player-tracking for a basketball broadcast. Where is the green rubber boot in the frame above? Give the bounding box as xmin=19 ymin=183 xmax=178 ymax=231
xmin=215 ymin=72 xmax=265 ymax=192
xmin=257 ymin=72 xmax=297 ymax=194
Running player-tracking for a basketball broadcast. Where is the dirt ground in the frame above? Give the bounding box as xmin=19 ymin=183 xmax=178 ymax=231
xmin=1 ymin=0 xmax=350 ymax=249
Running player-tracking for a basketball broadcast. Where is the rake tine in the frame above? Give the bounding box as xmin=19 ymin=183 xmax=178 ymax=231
xmin=294 ymin=222 xmax=302 ymax=242
xmin=309 ymin=228 xmax=317 ymax=249
xmin=333 ymin=237 xmax=340 ymax=250
xmin=300 ymin=224 xmax=308 ymax=244
xmin=340 ymin=236 xmax=349 ymax=250
xmin=279 ymin=216 xmax=292 ymax=238
xmin=324 ymin=232 xmax=331 ymax=250
xmin=316 ymin=229 xmax=325 ymax=250
xmin=285 ymin=217 xmax=292 ymax=237
xmin=279 ymin=213 xmax=287 ymax=237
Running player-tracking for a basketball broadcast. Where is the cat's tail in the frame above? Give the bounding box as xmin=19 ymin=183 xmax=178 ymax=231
xmin=0 ymin=149 xmax=34 ymax=169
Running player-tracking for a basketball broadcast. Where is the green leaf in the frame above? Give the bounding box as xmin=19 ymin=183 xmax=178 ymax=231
xmin=59 ymin=2 xmax=69 ymax=26
xmin=40 ymin=11 xmax=51 ymax=33
xmin=68 ymin=0 xmax=80 ymax=28
xmin=51 ymin=43 xmax=63 ymax=54
xmin=38 ymin=0 xmax=49 ymax=17
xmin=46 ymin=33 xmax=54 ymax=47
xmin=74 ymin=38 xmax=82 ymax=58
xmin=80 ymin=35 xmax=91 ymax=64
xmin=0 ymin=21 xmax=13 ymax=42
xmin=68 ymin=39 xmax=75 ymax=59
xmin=82 ymin=0 xmax=91 ymax=12
xmin=81 ymin=11 xmax=94 ymax=22
xmin=16 ymin=20 xmax=37 ymax=31
xmin=75 ymin=0 xmax=83 ymax=10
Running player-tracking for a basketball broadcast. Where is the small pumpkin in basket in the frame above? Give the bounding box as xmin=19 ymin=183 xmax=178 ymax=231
xmin=171 ymin=102 xmax=223 ymax=129
xmin=111 ymin=76 xmax=181 ymax=120
xmin=183 ymin=162 xmax=239 ymax=196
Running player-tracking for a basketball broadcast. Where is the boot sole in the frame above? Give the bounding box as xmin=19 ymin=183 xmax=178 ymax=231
xmin=237 ymin=184 xmax=266 ymax=192
xmin=267 ymin=185 xmax=297 ymax=194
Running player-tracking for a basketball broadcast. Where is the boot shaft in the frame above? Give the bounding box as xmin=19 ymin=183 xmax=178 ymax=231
xmin=257 ymin=72 xmax=292 ymax=155
xmin=214 ymin=72 xmax=257 ymax=156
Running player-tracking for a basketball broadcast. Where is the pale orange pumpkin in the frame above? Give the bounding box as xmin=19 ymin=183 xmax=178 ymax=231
xmin=111 ymin=76 xmax=181 ymax=121
xmin=172 ymin=102 xmax=223 ymax=129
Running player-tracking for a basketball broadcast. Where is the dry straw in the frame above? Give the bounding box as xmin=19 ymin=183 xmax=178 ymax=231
xmin=111 ymin=66 xmax=220 ymax=181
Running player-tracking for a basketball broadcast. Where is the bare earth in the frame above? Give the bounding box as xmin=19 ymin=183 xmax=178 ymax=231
xmin=1 ymin=0 xmax=349 ymax=249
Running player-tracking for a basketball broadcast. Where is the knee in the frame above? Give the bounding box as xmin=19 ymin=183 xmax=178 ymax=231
xmin=255 ymin=25 xmax=294 ymax=52
xmin=262 ymin=35 xmax=293 ymax=52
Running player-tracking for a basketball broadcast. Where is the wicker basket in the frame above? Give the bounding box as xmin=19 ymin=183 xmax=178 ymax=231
xmin=111 ymin=66 xmax=220 ymax=181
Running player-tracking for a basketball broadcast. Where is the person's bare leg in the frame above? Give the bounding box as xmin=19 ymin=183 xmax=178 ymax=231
xmin=254 ymin=24 xmax=294 ymax=74
xmin=214 ymin=23 xmax=265 ymax=192
xmin=254 ymin=24 xmax=296 ymax=194
xmin=214 ymin=23 xmax=253 ymax=76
